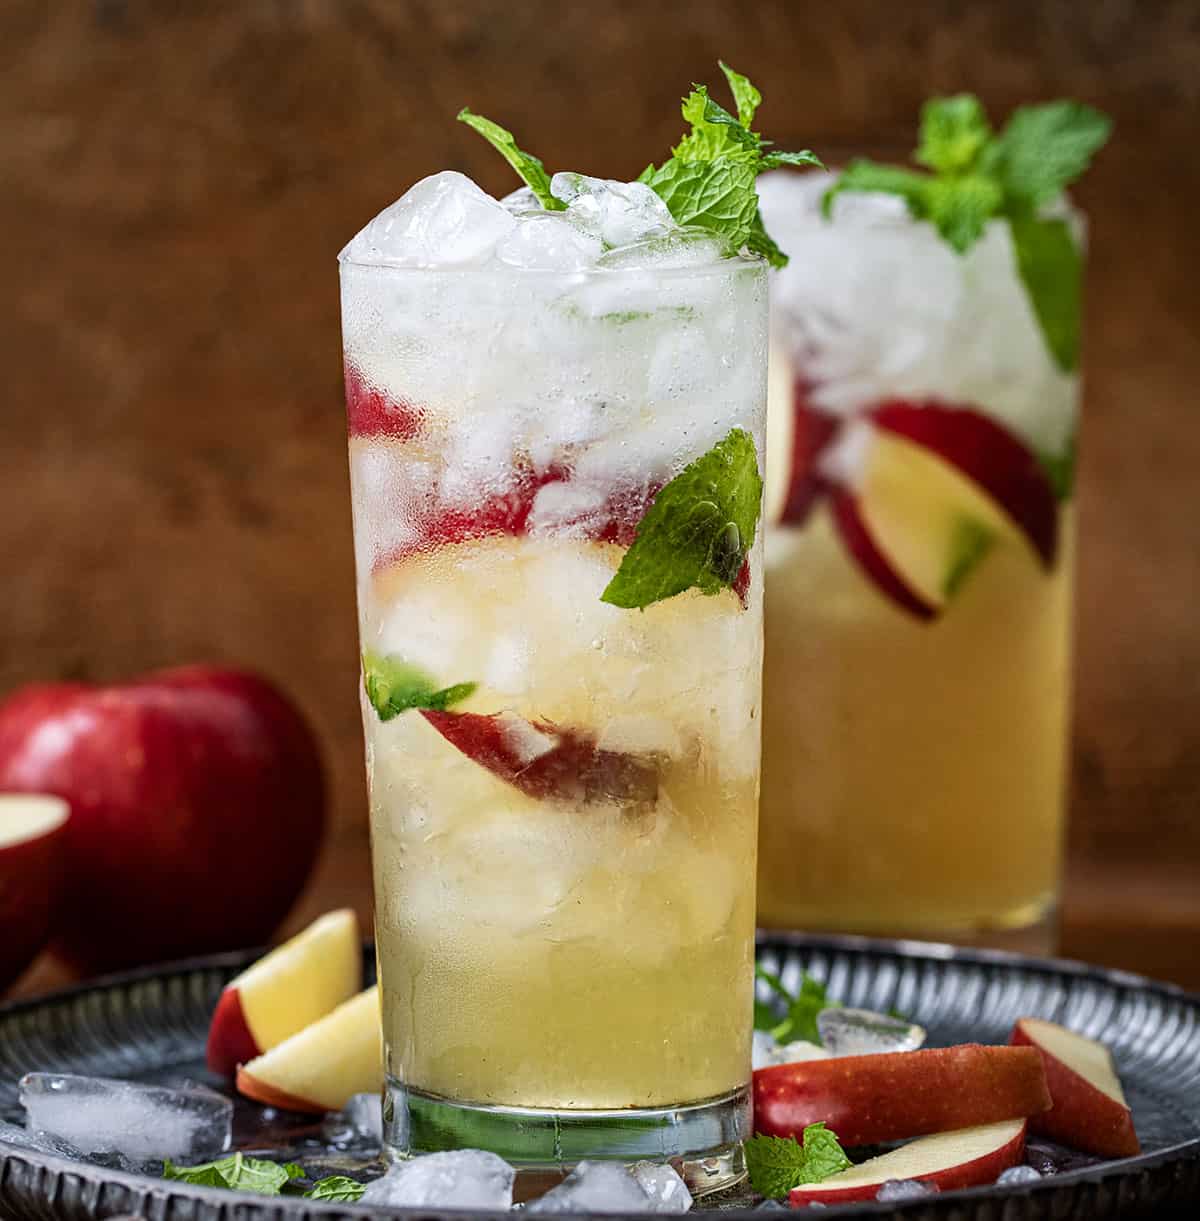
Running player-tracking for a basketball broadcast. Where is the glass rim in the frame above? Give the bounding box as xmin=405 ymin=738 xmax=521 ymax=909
xmin=336 ymin=252 xmax=766 ymax=280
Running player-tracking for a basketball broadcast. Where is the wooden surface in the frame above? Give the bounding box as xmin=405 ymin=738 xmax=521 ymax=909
xmin=2 ymin=1 xmax=1198 ymax=990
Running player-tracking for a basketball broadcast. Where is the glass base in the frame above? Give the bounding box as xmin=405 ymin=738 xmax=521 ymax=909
xmin=384 ymin=1078 xmax=750 ymax=1197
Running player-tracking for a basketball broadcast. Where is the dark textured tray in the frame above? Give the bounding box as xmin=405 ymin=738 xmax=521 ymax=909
xmin=1 ymin=934 xmax=1198 ymax=1220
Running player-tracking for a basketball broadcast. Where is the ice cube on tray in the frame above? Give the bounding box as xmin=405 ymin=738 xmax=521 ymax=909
xmin=359 ymin=1149 xmax=516 ymax=1209
xmin=18 ymin=1073 xmax=232 ymax=1163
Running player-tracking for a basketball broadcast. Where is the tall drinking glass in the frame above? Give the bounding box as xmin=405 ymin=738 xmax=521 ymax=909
xmin=339 ymin=245 xmax=767 ymax=1189
xmin=755 ymin=173 xmax=1079 ymax=950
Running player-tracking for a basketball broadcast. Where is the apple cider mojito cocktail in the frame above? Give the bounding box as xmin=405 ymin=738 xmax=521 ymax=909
xmin=339 ymin=66 xmax=815 ymax=1188
xmin=755 ymin=96 xmax=1111 ymax=946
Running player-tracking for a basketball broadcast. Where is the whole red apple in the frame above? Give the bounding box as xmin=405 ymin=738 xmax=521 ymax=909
xmin=0 ymin=666 xmax=326 ymax=973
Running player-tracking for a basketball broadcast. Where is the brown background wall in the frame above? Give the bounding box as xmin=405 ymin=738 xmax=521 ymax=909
xmin=3 ymin=2 xmax=1198 ymax=978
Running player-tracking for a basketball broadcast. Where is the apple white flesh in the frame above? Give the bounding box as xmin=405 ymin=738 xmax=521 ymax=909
xmin=236 ymin=986 xmax=382 ymax=1113
xmin=1011 ymin=1018 xmax=1140 ymax=1158
xmin=206 ymin=908 xmax=362 ymax=1076
xmin=0 ymin=794 xmax=70 ymax=992
xmin=789 ymin=1120 xmax=1026 ymax=1206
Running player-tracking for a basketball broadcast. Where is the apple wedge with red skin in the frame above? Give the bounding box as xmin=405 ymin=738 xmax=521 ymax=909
xmin=754 ymin=1043 xmax=1050 ymax=1148
xmin=1011 ymin=1018 xmax=1140 ymax=1158
xmin=0 ymin=794 xmax=69 ymax=993
xmin=789 ymin=1120 xmax=1026 ymax=1207
xmin=825 ymin=399 xmax=1060 ymax=620
xmin=422 ymin=710 xmax=659 ymax=806
xmin=0 ymin=667 xmax=325 ymax=973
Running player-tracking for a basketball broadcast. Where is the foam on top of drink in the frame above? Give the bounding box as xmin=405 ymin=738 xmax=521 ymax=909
xmin=758 ymin=170 xmax=1079 ymax=460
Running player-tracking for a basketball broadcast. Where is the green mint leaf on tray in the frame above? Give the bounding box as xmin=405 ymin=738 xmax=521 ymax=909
xmin=163 ymin=1155 xmax=304 ymax=1196
xmin=822 ymin=93 xmax=1109 ymax=371
xmin=601 ymin=428 xmax=762 ymax=611
xmin=363 ymin=652 xmax=476 ymax=722
xmin=457 ymin=108 xmax=566 ymax=211
xmin=1009 ymin=214 xmax=1083 ymax=373
xmin=305 ymin=1175 xmax=367 ymax=1202
xmin=754 ymin=965 xmax=840 ymax=1044
xmin=744 ymin=1124 xmax=852 ymax=1199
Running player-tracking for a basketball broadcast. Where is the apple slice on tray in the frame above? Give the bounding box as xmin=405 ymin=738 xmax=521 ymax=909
xmin=206 ymin=909 xmax=362 ymax=1076
xmin=236 ymin=986 xmax=382 ymax=1113
xmin=789 ymin=1120 xmax=1027 ymax=1207
xmin=822 ymin=401 xmax=1060 ymax=620
xmin=754 ymin=1043 xmax=1051 ymax=1147
xmin=0 ymin=794 xmax=70 ymax=993
xmin=1011 ymin=1018 xmax=1140 ymax=1158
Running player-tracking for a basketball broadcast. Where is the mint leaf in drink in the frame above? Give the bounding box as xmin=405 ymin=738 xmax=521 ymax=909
xmin=601 ymin=428 xmax=763 ymax=611
xmin=823 ymin=93 xmax=1108 ymax=371
xmin=987 ymin=100 xmax=1113 ymax=209
xmin=163 ymin=1155 xmax=305 ymax=1196
xmin=942 ymin=518 xmax=996 ymax=600
xmin=457 ymin=109 xmax=566 ymax=211
xmin=720 ymin=61 xmax=762 ymax=127
xmin=1009 ymin=214 xmax=1083 ymax=372
xmin=1038 ymin=438 xmax=1076 ymax=501
xmin=754 ymin=965 xmax=839 ymax=1044
xmin=916 ymin=94 xmax=993 ymax=175
xmin=744 ymin=1125 xmax=852 ymax=1198
xmin=305 ymin=1176 xmax=367 ymax=1202
xmin=362 ymin=652 xmax=476 ymax=722
xmin=640 ymin=64 xmax=821 ymax=268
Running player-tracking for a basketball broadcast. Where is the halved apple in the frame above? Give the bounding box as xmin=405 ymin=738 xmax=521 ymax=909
xmin=789 ymin=1120 xmax=1026 ymax=1206
xmin=236 ymin=985 xmax=381 ymax=1113
xmin=1011 ymin=1018 xmax=1140 ymax=1158
xmin=206 ymin=908 xmax=361 ymax=1076
xmin=754 ymin=1043 xmax=1050 ymax=1148
xmin=0 ymin=794 xmax=69 ymax=993
xmin=821 ymin=402 xmax=1059 ymax=619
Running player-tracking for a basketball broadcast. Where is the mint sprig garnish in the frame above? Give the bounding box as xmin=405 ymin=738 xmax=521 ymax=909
xmin=459 ymin=63 xmax=820 ymax=267
xmin=639 ymin=63 xmax=821 ymax=266
xmin=754 ymin=965 xmax=839 ymax=1044
xmin=823 ymin=94 xmax=1110 ymax=371
xmin=744 ymin=1125 xmax=852 ymax=1199
xmin=601 ymin=428 xmax=762 ymax=611
xmin=457 ymin=109 xmax=565 ymax=212
xmin=362 ymin=651 xmax=476 ymax=722
xmin=163 ymin=1155 xmax=304 ymax=1196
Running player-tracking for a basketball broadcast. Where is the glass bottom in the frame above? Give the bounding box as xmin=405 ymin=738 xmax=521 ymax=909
xmin=384 ymin=1078 xmax=750 ymax=1197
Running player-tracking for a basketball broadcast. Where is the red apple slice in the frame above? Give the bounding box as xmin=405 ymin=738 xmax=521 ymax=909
xmin=236 ymin=985 xmax=381 ymax=1113
xmin=421 ymin=710 xmax=659 ymax=806
xmin=1010 ymin=1018 xmax=1140 ymax=1158
xmin=754 ymin=1043 xmax=1050 ymax=1148
xmin=344 ymin=361 xmax=423 ymax=440
xmin=0 ymin=794 xmax=69 ymax=993
xmin=789 ymin=1120 xmax=1026 ymax=1206
xmin=822 ymin=403 xmax=1059 ymax=620
xmin=206 ymin=908 xmax=362 ymax=1076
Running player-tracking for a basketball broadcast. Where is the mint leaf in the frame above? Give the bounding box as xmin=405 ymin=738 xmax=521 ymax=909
xmin=916 ymin=94 xmax=993 ymax=174
xmin=942 ymin=518 xmax=996 ymax=599
xmin=362 ymin=652 xmax=476 ymax=722
xmin=720 ymin=61 xmax=762 ymax=127
xmin=744 ymin=1125 xmax=852 ymax=1199
xmin=457 ymin=109 xmax=565 ymax=211
xmin=754 ymin=965 xmax=839 ymax=1044
xmin=924 ymin=174 xmax=1004 ymax=254
xmin=759 ymin=149 xmax=823 ymax=171
xmin=745 ymin=210 xmax=787 ymax=269
xmin=1010 ymin=214 xmax=1082 ymax=371
xmin=305 ymin=1176 xmax=366 ymax=1202
xmin=601 ymin=428 xmax=762 ymax=611
xmin=678 ymin=86 xmax=760 ymax=156
xmin=164 ymin=1155 xmax=304 ymax=1196
xmin=821 ymin=160 xmax=931 ymax=219
xmin=989 ymin=100 xmax=1112 ymax=209
xmin=639 ymin=157 xmax=761 ymax=253
xmin=1037 ymin=438 xmax=1076 ymax=501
